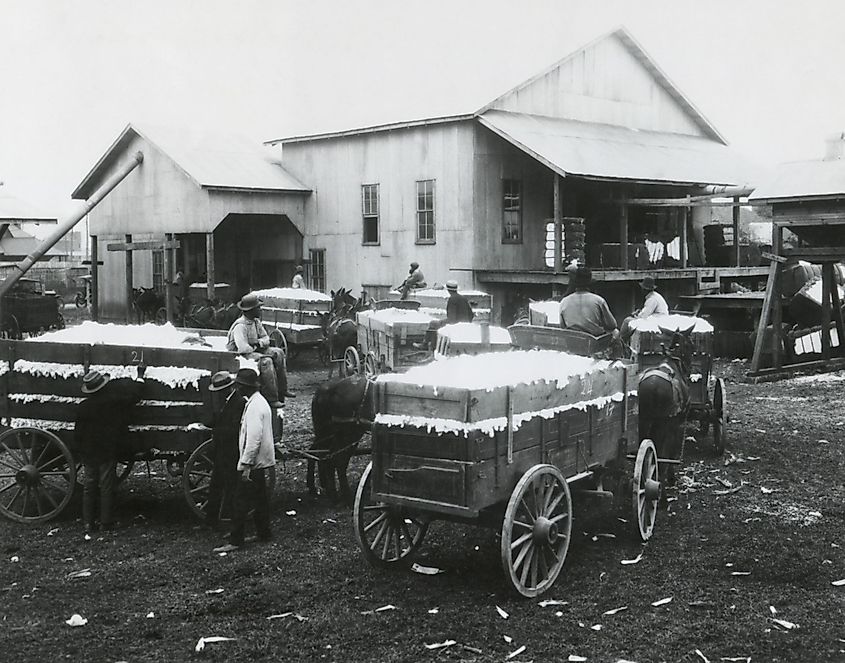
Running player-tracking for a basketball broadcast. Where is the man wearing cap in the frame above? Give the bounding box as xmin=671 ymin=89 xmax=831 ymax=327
xmin=204 ymin=371 xmax=246 ymax=529
xmin=620 ymin=275 xmax=670 ymax=341
xmin=445 ymin=280 xmax=474 ymax=323
xmin=559 ymin=266 xmax=619 ymax=337
xmin=291 ymin=265 xmax=305 ymax=289
xmin=399 ymin=261 xmax=426 ymax=300
xmin=213 ymin=368 xmax=274 ymax=552
xmin=226 ymin=292 xmax=293 ymax=405
xmin=74 ymin=363 xmax=146 ymax=534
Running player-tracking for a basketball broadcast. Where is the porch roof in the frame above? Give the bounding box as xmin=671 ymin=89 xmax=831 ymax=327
xmin=748 ymin=158 xmax=845 ymax=203
xmin=477 ymin=110 xmax=760 ymax=187
xmin=0 ymin=191 xmax=56 ymax=223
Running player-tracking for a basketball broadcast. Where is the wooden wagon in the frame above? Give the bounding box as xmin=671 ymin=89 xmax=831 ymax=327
xmin=385 ymin=288 xmax=493 ymax=323
xmin=350 ymin=308 xmax=435 ymax=376
xmin=255 ymin=288 xmax=331 ymax=362
xmin=352 ymin=343 xmax=666 ymax=597
xmin=0 ymin=330 xmax=277 ymax=524
xmin=629 ymin=316 xmax=726 ymax=454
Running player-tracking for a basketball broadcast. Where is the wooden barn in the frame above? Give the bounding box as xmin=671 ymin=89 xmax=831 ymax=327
xmin=71 ymin=124 xmax=310 ymax=319
xmin=268 ymin=27 xmax=768 ymax=321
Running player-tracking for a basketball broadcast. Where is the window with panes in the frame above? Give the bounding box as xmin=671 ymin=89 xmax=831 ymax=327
xmin=416 ymin=179 xmax=435 ymax=243
xmin=362 ymin=184 xmax=380 ymax=245
xmin=502 ymin=179 xmax=522 ymax=243
xmin=308 ymin=249 xmax=326 ymax=292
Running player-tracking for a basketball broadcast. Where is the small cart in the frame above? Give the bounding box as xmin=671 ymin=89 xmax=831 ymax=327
xmin=256 ymin=288 xmax=331 ymax=362
xmin=353 ymin=336 xmax=665 ymax=597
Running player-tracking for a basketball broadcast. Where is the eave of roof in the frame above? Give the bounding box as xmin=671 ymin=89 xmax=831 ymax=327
xmin=265 ymin=113 xmax=475 ymax=145
xmin=0 ymin=192 xmax=57 ymax=223
xmin=748 ymin=158 xmax=845 ymax=203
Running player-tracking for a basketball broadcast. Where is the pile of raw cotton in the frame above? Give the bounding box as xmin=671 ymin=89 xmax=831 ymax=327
xmin=35 ymin=322 xmax=229 ymax=351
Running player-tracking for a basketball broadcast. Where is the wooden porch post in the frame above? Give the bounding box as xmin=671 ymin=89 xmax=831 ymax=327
xmin=164 ymin=233 xmax=174 ymax=323
xmin=553 ymin=174 xmax=562 ymax=272
xmin=733 ymin=196 xmax=741 ymax=267
xmin=619 ymin=196 xmax=629 ymax=270
xmin=206 ymin=232 xmax=215 ymax=301
xmin=90 ymin=236 xmax=99 ymax=322
xmin=821 ymin=262 xmax=833 ymax=359
xmin=679 ymin=207 xmax=688 ymax=268
xmin=771 ymin=225 xmax=783 ymax=369
xmin=124 ymin=233 xmax=133 ymax=324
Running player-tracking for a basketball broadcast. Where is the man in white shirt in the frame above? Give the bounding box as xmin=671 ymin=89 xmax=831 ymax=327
xmin=620 ymin=275 xmax=670 ymax=340
xmin=213 ymin=368 xmax=275 ymax=552
xmin=291 ymin=265 xmax=305 ymax=289
xmin=226 ymin=293 xmax=293 ymax=405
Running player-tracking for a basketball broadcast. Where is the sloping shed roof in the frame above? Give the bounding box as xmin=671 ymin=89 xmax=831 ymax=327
xmin=0 ymin=191 xmax=56 ymax=222
xmin=748 ymin=159 xmax=845 ymax=203
xmin=478 ymin=110 xmax=758 ymax=186
xmin=73 ymin=123 xmax=310 ymax=199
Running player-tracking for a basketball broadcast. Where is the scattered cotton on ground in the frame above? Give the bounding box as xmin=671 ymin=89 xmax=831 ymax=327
xmin=437 ymin=323 xmax=511 ymax=344
xmin=376 ymin=350 xmax=609 ymax=390
xmin=629 ymin=314 xmax=713 ymax=333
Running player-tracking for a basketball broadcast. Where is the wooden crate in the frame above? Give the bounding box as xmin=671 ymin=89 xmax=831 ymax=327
xmin=377 ymin=361 xmax=633 ymax=424
xmin=0 ymin=338 xmax=239 ymax=455
xmin=371 ymin=392 xmax=638 ymax=517
xmin=258 ymin=295 xmax=331 ymax=313
xmin=262 ymin=306 xmax=324 ymax=326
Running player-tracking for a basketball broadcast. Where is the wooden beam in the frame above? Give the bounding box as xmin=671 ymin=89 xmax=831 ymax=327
xmin=732 ymin=196 xmax=741 ymax=267
xmin=679 ymin=208 xmax=688 ymax=268
xmin=206 ymin=232 xmax=215 ymax=301
xmin=619 ymin=196 xmax=629 ymax=270
xmin=90 ymin=236 xmax=99 ymax=322
xmin=164 ymin=232 xmax=174 ymax=324
xmin=771 ymin=227 xmax=783 ymax=369
xmin=553 ymin=174 xmax=562 ymax=272
xmin=821 ymin=263 xmax=833 ymax=359
xmin=750 ymin=254 xmax=781 ymax=373
xmin=124 ymin=233 xmax=133 ymax=324
xmin=107 ymin=239 xmax=181 ymax=252
xmin=831 ymin=265 xmax=845 ymax=356
xmin=748 ymin=357 xmax=845 ymax=382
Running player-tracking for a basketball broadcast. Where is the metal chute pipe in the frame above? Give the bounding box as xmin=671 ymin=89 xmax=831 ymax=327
xmin=0 ymin=151 xmax=143 ymax=298
xmin=697 ymin=184 xmax=755 ymax=198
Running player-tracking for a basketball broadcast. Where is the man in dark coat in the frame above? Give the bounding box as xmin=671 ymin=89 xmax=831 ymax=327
xmin=204 ymin=371 xmax=246 ymax=529
xmin=74 ymin=365 xmax=146 ymax=533
xmin=445 ymin=280 xmax=474 ymax=323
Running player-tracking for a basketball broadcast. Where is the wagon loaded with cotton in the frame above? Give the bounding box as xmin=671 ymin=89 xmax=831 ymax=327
xmin=253 ymin=287 xmax=331 ymax=362
xmin=0 ymin=322 xmax=275 ymax=524
xmin=353 ymin=342 xmax=666 ymax=597
xmin=628 ymin=314 xmax=726 ymax=454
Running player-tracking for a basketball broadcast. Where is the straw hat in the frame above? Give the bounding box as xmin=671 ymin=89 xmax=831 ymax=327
xmin=81 ymin=370 xmax=110 ymax=394
xmin=209 ymin=371 xmax=235 ymax=392
xmin=445 ymin=280 xmax=458 ymax=291
xmin=237 ymin=293 xmax=262 ymax=311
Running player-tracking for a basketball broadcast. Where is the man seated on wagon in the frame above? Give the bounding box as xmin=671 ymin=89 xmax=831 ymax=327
xmin=559 ymin=266 xmax=619 ymax=338
xmin=398 ymin=261 xmax=426 ymax=300
xmin=226 ymin=293 xmax=293 ymax=406
xmin=619 ymin=275 xmax=670 ymax=341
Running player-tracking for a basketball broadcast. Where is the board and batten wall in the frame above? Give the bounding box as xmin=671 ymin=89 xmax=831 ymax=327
xmin=488 ymin=32 xmax=709 ymax=138
xmin=278 ymin=121 xmax=477 ymax=295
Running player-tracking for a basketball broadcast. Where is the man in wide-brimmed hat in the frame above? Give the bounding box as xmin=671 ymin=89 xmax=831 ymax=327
xmin=204 ymin=371 xmax=246 ymax=529
xmin=445 ymin=280 xmax=474 ymax=323
xmin=213 ymin=367 xmax=274 ymax=553
xmin=74 ymin=363 xmax=146 ymax=534
xmin=620 ymin=275 xmax=670 ymax=341
xmin=559 ymin=266 xmax=618 ymax=337
xmin=398 ymin=261 xmax=426 ymax=300
xmin=226 ymin=293 xmax=293 ymax=405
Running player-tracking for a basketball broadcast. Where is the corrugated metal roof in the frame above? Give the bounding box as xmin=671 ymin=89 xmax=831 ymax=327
xmin=478 ymin=110 xmax=759 ymax=186
xmin=748 ymin=159 xmax=845 ymax=202
xmin=73 ymin=123 xmax=311 ymax=199
xmin=0 ymin=192 xmax=56 ymax=222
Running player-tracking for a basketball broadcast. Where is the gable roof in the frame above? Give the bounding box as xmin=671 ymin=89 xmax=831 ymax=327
xmin=478 ymin=110 xmax=756 ymax=186
xmin=73 ymin=123 xmax=311 ymax=199
xmin=748 ymin=158 xmax=845 ymax=203
xmin=477 ymin=27 xmax=725 ymax=144
xmin=267 ymin=26 xmax=724 ymax=146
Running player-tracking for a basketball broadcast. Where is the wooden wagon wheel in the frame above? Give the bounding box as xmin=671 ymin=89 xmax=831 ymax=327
xmin=343 ymin=346 xmax=361 ymax=377
xmin=354 ymin=462 xmax=428 ymax=567
xmin=632 ymin=439 xmax=660 ymax=542
xmin=500 ymin=464 xmax=572 ymax=598
xmin=183 ymin=440 xmax=276 ymax=520
xmin=0 ymin=427 xmax=76 ymax=524
xmin=364 ymin=351 xmax=379 ymax=378
xmin=269 ymin=329 xmax=288 ymax=358
xmin=712 ymin=378 xmax=727 ymax=455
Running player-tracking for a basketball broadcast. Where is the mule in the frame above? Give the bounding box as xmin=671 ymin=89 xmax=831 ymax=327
xmin=637 ymin=325 xmax=694 ymax=493
xmin=309 ymin=374 xmax=374 ymax=503
xmin=132 ymin=287 xmax=164 ymax=324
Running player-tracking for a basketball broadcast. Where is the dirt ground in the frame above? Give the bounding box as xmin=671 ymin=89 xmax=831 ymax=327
xmin=1 ymin=348 xmax=844 ymax=662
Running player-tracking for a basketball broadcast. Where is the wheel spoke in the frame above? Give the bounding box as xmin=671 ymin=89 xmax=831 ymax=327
xmin=549 ymin=511 xmax=570 ymax=525
xmin=21 ymin=485 xmax=31 ymax=516
xmin=0 ymin=472 xmax=17 ymax=479
xmin=512 ymin=538 xmax=532 ymax=572
xmin=0 ymin=482 xmax=18 ymax=495
xmin=399 ymin=520 xmax=414 ymax=547
xmin=363 ymin=504 xmax=388 ymax=512
xmin=529 ymin=549 xmax=539 ymax=589
xmin=519 ymin=546 xmax=535 ymax=587
xmin=370 ymin=518 xmax=389 ymax=552
xmin=363 ymin=511 xmax=388 ymax=533
xmin=510 ymin=530 xmax=532 ymax=551
xmin=38 ymin=485 xmax=60 ymax=511
xmin=512 ymin=519 xmax=532 ymax=530
xmin=519 ymin=497 xmax=536 ymax=521
xmin=5 ymin=485 xmax=23 ymax=511
xmin=380 ymin=523 xmax=393 ymax=559
xmin=393 ymin=524 xmax=402 ymax=559
xmin=0 ymin=457 xmax=22 ymax=472
xmin=0 ymin=442 xmax=27 ymax=468
xmin=32 ymin=442 xmax=52 ymax=469
xmin=537 ymin=545 xmax=549 ymax=582
xmin=547 ymin=490 xmax=565 ymax=514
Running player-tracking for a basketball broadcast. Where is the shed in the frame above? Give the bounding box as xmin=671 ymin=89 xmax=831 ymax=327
xmin=71 ymin=123 xmax=311 ymax=319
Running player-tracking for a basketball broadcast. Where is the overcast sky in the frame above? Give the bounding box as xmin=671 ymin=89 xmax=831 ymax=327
xmin=1 ymin=0 xmax=844 ymax=219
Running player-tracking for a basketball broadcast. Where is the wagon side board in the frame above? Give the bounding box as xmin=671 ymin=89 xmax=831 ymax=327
xmin=371 ymin=393 xmax=638 ymax=518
